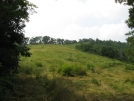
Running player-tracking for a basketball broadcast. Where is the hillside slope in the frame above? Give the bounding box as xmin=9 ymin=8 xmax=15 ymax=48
xmin=18 ymin=44 xmax=134 ymax=101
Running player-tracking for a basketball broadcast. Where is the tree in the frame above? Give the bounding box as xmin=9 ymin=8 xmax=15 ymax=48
xmin=42 ymin=36 xmax=50 ymax=44
xmin=115 ymin=0 xmax=134 ymax=60
xmin=101 ymin=46 xmax=117 ymax=58
xmin=0 ymin=0 xmax=36 ymax=76
xmin=30 ymin=36 xmax=42 ymax=44
xmin=29 ymin=37 xmax=36 ymax=44
xmin=23 ymin=37 xmax=30 ymax=45
xmin=57 ymin=38 xmax=64 ymax=45
xmin=35 ymin=36 xmax=43 ymax=44
xmin=49 ymin=38 xmax=56 ymax=44
xmin=72 ymin=40 xmax=77 ymax=44
xmin=64 ymin=40 xmax=72 ymax=44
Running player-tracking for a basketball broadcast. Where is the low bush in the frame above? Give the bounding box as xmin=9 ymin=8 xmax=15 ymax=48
xmin=35 ymin=62 xmax=43 ymax=67
xmin=58 ymin=64 xmax=87 ymax=76
xmin=87 ymin=63 xmax=94 ymax=70
xmin=125 ymin=64 xmax=134 ymax=70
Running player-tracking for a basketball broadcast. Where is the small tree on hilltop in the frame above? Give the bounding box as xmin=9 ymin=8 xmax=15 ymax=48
xmin=0 ymin=0 xmax=37 ymax=76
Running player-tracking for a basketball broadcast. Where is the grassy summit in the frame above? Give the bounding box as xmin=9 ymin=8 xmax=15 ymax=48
xmin=17 ymin=44 xmax=134 ymax=100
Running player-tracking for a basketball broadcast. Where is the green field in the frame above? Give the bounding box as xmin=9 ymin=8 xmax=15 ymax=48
xmin=15 ymin=44 xmax=134 ymax=100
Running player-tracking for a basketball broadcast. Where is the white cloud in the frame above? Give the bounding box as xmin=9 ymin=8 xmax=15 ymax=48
xmin=25 ymin=0 xmax=130 ymax=42
xmin=55 ymin=21 xmax=129 ymax=42
xmin=99 ymin=21 xmax=129 ymax=41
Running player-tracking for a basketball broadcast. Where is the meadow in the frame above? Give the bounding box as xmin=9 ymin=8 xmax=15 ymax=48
xmin=14 ymin=44 xmax=134 ymax=101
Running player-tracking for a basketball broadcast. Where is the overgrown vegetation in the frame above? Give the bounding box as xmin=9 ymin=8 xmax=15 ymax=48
xmin=0 ymin=44 xmax=132 ymax=101
xmin=58 ymin=63 xmax=87 ymax=76
xmin=1 ymin=44 xmax=134 ymax=100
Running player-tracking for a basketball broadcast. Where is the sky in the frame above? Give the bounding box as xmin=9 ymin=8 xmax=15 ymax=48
xmin=25 ymin=0 xmax=130 ymax=42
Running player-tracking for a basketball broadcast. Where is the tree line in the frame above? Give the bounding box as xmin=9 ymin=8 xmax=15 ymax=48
xmin=24 ymin=36 xmax=77 ymax=45
xmin=75 ymin=38 xmax=132 ymax=62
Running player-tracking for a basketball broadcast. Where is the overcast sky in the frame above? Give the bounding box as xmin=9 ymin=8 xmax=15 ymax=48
xmin=25 ymin=0 xmax=130 ymax=42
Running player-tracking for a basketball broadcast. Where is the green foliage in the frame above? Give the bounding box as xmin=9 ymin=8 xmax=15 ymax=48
xmin=29 ymin=36 xmax=43 ymax=44
xmin=124 ymin=78 xmax=134 ymax=85
xmin=42 ymin=36 xmax=50 ymax=44
xmin=101 ymin=46 xmax=117 ymax=58
xmin=35 ymin=62 xmax=43 ymax=67
xmin=87 ymin=63 xmax=94 ymax=70
xmin=125 ymin=64 xmax=134 ymax=70
xmin=116 ymin=0 xmax=134 ymax=60
xmin=0 ymin=0 xmax=36 ymax=76
xmin=76 ymin=39 xmax=127 ymax=61
xmin=87 ymin=63 xmax=96 ymax=73
xmin=29 ymin=35 xmax=78 ymax=45
xmin=0 ymin=76 xmax=15 ymax=101
xmin=58 ymin=64 xmax=87 ymax=76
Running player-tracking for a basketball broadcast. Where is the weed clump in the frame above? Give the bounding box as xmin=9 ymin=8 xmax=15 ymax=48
xmin=87 ymin=63 xmax=94 ymax=69
xmin=35 ymin=62 xmax=43 ymax=67
xmin=58 ymin=64 xmax=87 ymax=76
xmin=91 ymin=78 xmax=101 ymax=86
xmin=124 ymin=78 xmax=134 ymax=85
xmin=87 ymin=63 xmax=95 ymax=72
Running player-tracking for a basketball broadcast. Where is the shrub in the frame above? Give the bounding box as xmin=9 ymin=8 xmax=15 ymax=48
xmin=125 ymin=64 xmax=134 ymax=70
xmin=61 ymin=65 xmax=74 ymax=76
xmin=35 ymin=62 xmax=43 ymax=67
xmin=87 ymin=63 xmax=96 ymax=73
xmin=58 ymin=64 xmax=87 ymax=76
xmin=87 ymin=63 xmax=94 ymax=70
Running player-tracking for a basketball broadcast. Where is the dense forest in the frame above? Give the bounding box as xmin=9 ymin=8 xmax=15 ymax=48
xmin=76 ymin=38 xmax=128 ymax=61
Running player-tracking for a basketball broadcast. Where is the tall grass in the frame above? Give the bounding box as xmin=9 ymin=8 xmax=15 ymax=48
xmin=17 ymin=44 xmax=134 ymax=101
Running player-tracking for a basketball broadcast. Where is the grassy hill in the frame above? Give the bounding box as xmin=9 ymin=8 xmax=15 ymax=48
xmin=9 ymin=44 xmax=134 ymax=100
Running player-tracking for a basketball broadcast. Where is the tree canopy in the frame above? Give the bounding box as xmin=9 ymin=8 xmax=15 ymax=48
xmin=0 ymin=0 xmax=36 ymax=76
xmin=115 ymin=0 xmax=134 ymax=60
